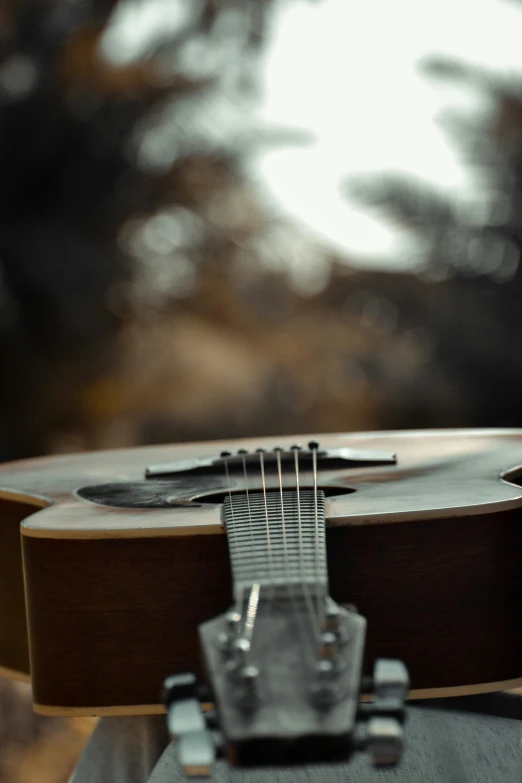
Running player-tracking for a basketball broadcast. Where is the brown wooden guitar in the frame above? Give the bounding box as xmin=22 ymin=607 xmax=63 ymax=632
xmin=2 ymin=429 xmax=522 ymax=769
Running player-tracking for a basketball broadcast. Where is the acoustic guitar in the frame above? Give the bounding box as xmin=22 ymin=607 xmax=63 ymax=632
xmin=1 ymin=429 xmax=522 ymax=772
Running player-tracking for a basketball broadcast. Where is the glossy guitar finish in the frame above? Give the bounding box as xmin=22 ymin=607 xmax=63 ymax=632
xmin=1 ymin=428 xmax=522 ymax=716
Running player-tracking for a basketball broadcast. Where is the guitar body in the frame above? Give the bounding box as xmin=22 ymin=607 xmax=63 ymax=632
xmin=2 ymin=429 xmax=522 ymax=717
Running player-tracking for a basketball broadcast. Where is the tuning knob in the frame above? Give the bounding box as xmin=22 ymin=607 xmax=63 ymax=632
xmin=358 ymin=659 xmax=409 ymax=722
xmin=367 ymin=717 xmax=404 ymax=766
xmin=163 ymin=672 xmax=216 ymax=778
xmin=356 ymin=659 xmax=409 ymax=766
xmin=374 ymin=659 xmax=409 ymax=702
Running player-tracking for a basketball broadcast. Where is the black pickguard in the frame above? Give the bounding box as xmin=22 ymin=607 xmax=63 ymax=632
xmin=76 ymin=476 xmax=227 ymax=509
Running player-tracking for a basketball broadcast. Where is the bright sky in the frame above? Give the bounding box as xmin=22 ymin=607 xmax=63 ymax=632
xmin=249 ymin=0 xmax=522 ymax=268
xmin=102 ymin=0 xmax=522 ymax=270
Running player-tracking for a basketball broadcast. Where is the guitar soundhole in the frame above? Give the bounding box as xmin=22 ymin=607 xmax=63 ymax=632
xmin=76 ymin=482 xmax=356 ymax=509
xmin=199 ymin=486 xmax=356 ymax=504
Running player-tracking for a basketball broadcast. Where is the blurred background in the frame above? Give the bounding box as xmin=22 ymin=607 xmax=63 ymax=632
xmin=2 ymin=0 xmax=522 ymax=779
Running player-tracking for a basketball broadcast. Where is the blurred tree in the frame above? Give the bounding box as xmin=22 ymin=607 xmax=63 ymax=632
xmin=1 ymin=0 xmax=522 ymax=464
xmin=342 ymin=49 xmax=522 ymax=428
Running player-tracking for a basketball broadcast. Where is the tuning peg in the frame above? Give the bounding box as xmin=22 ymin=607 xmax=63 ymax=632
xmin=308 ymin=440 xmax=320 ymax=450
xmin=231 ymin=637 xmax=251 ymax=665
xmin=163 ymin=672 xmax=216 ymax=777
xmin=236 ymin=664 xmax=259 ymax=710
xmin=357 ymin=660 xmax=408 ymax=723
xmin=353 ymin=716 xmax=402 ymax=759
xmin=362 ymin=660 xmax=408 ymax=717
xmin=226 ymin=610 xmax=241 ymax=632
xmin=324 ymin=603 xmax=340 ymax=634
xmin=366 ymin=717 xmax=404 ymax=766
xmin=374 ymin=659 xmax=409 ymax=703
xmin=311 ymin=659 xmax=337 ymax=707
xmin=163 ymin=672 xmax=198 ymax=707
xmin=319 ymin=631 xmax=337 ymax=659
xmin=354 ymin=712 xmax=404 ymax=767
xmin=239 ymin=664 xmax=259 ymax=685
xmin=218 ymin=611 xmax=242 ymax=656
xmin=355 ymin=659 xmax=409 ymax=767
xmin=177 ymin=731 xmax=215 ymax=777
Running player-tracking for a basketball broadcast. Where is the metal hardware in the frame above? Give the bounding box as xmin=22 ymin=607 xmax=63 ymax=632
xmin=231 ymin=637 xmax=250 ymax=666
xmin=226 ymin=611 xmax=241 ymax=632
xmin=367 ymin=717 xmax=404 ymax=766
xmin=311 ymin=658 xmax=337 ymax=707
xmin=145 ymin=441 xmax=396 ymax=478
xmin=237 ymin=665 xmax=259 ymax=709
xmin=163 ymin=673 xmax=217 ymax=778
xmin=319 ymin=631 xmax=337 ymax=658
xmin=356 ymin=659 xmax=409 ymax=766
xmin=166 ymin=627 xmax=409 ymax=774
xmin=324 ymin=602 xmax=341 ymax=633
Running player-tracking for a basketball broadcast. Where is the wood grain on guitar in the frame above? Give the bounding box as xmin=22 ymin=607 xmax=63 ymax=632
xmin=1 ymin=429 xmax=522 ymax=720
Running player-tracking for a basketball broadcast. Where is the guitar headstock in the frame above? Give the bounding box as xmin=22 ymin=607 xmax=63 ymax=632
xmin=164 ymin=599 xmax=408 ymax=775
xmin=199 ymin=599 xmax=366 ymax=766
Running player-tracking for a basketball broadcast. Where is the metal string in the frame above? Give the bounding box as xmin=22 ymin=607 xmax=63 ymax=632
xmin=258 ymin=450 xmax=275 ymax=593
xmin=311 ymin=444 xmax=324 ymax=627
xmin=224 ymin=446 xmax=324 ymax=651
xmin=275 ymin=449 xmax=291 ymax=593
xmin=276 ymin=449 xmax=314 ymax=668
xmin=222 ymin=452 xmax=245 ymax=620
xmin=293 ymin=448 xmax=320 ymax=641
xmin=243 ymin=582 xmax=260 ymax=643
xmin=240 ymin=451 xmax=256 ymax=555
xmin=240 ymin=451 xmax=258 ymax=645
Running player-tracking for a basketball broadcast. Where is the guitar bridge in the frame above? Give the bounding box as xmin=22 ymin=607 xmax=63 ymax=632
xmin=145 ymin=441 xmax=396 ymax=479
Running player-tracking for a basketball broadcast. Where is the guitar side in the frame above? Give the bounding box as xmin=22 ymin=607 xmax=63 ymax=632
xmin=0 ymin=495 xmax=43 ymax=682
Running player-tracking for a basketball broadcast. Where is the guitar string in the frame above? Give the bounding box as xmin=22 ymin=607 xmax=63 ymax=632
xmin=226 ymin=447 xmax=321 ymax=651
xmin=276 ymin=448 xmax=307 ymax=659
xmin=293 ymin=447 xmax=320 ymax=641
xmin=243 ymin=581 xmax=260 ymax=643
xmin=282 ymin=447 xmax=316 ymax=674
xmin=258 ymin=450 xmax=275 ymax=597
xmin=240 ymin=452 xmax=256 ymax=555
xmin=275 ymin=449 xmax=291 ymax=596
xmin=222 ymin=452 xmax=245 ymax=624
xmin=311 ymin=444 xmax=324 ymax=628
xmin=241 ymin=452 xmax=257 ymax=644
